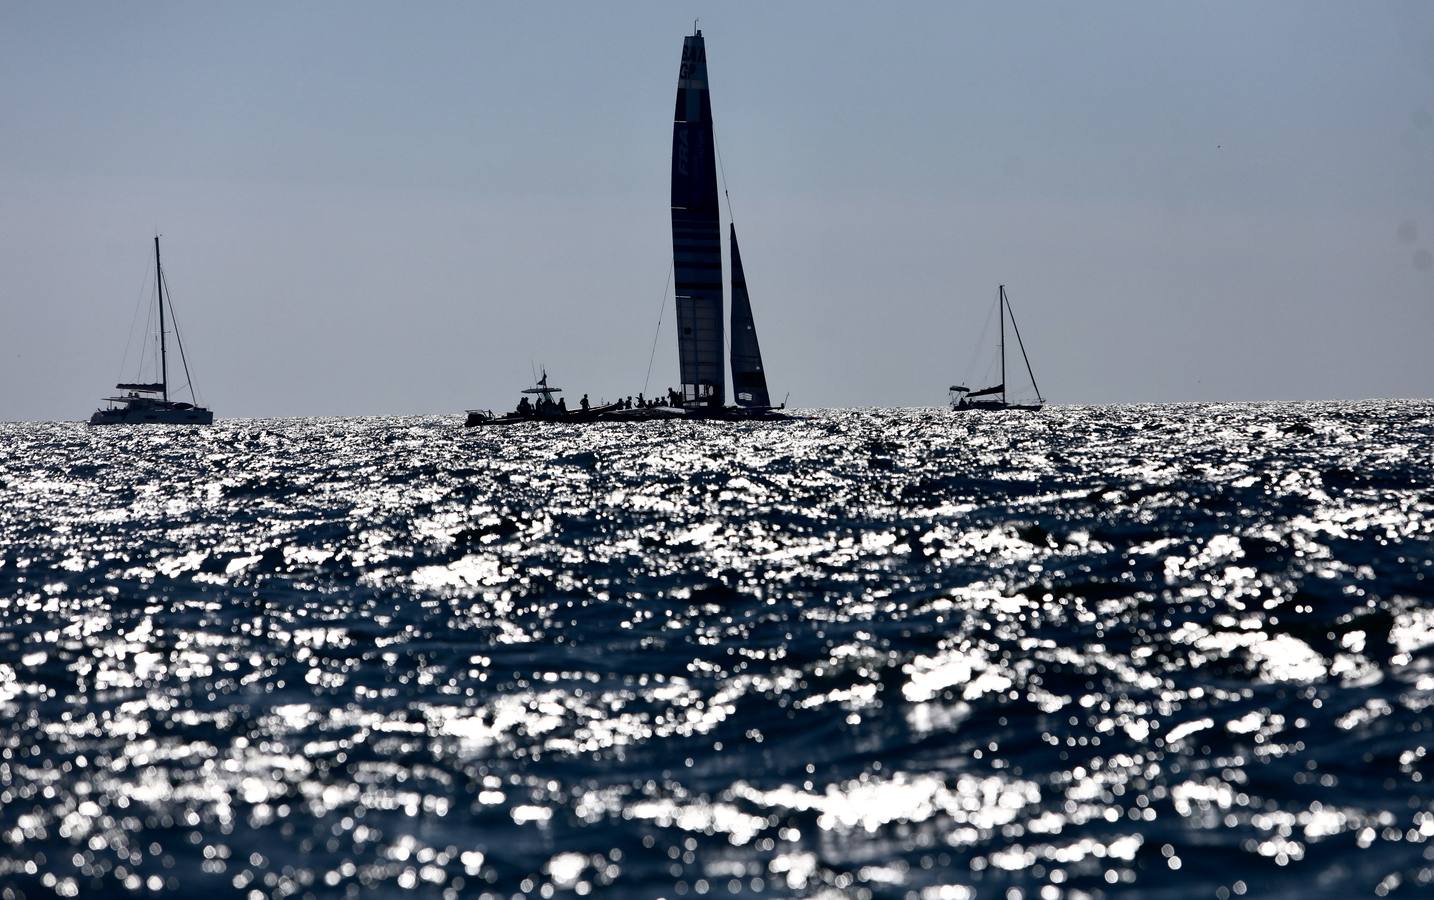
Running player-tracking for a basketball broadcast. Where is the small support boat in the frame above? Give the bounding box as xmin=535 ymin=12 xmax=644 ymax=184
xmin=465 ymin=371 xmax=626 ymax=426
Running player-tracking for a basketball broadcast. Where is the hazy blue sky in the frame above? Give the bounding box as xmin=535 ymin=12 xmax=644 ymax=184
xmin=2 ymin=2 xmax=1431 ymax=420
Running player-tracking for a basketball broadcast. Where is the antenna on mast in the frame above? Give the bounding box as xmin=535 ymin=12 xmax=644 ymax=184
xmin=694 ymin=18 xmax=700 ymax=34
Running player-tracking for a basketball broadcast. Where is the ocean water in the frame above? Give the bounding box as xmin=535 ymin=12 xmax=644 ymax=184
xmin=1 ymin=402 xmax=1432 ymax=900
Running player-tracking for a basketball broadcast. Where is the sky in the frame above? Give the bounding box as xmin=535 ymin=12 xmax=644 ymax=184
xmin=2 ymin=1 xmax=1432 ymax=421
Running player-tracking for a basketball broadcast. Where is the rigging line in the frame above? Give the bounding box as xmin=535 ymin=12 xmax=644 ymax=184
xmin=139 ymin=279 xmax=157 ymax=384
xmin=714 ymin=132 xmax=736 ymax=225
xmin=713 ymin=141 xmax=739 ymax=365
xmin=1003 ymin=291 xmax=1042 ymax=402
xmin=641 ymin=263 xmax=674 ymax=398
xmin=961 ymin=290 xmax=998 ymax=387
xmin=116 ymin=256 xmax=154 ymax=386
xmin=713 ymin=135 xmax=737 ymax=367
xmin=159 ymin=267 xmax=200 ymax=404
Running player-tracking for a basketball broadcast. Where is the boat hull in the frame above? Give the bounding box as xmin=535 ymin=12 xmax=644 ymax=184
xmin=464 ymin=404 xmax=790 ymax=427
xmin=950 ymin=400 xmax=1043 ymax=413
xmin=465 ymin=402 xmax=627 ymax=427
xmin=684 ymin=405 xmax=789 ymax=421
xmin=90 ymin=406 xmax=214 ymax=426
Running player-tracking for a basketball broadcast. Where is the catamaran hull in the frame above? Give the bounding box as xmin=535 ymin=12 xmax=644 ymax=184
xmin=950 ymin=401 xmax=1043 ymax=413
xmin=90 ymin=408 xmax=214 ymax=426
xmin=602 ymin=406 xmax=790 ymax=422
xmin=685 ymin=406 xmax=789 ymax=421
xmin=464 ymin=405 xmax=790 ymax=427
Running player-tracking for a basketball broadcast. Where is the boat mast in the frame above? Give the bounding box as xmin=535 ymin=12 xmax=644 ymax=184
xmin=998 ymin=285 xmax=1009 ymax=404
xmin=155 ymin=236 xmax=168 ymax=402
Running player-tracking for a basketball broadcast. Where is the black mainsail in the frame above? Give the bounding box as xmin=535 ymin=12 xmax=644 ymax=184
xmin=728 ymin=224 xmax=770 ymax=407
xmin=670 ymin=29 xmax=725 ymax=408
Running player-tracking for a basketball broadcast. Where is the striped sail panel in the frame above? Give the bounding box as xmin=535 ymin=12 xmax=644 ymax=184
xmin=671 ymin=31 xmax=724 ymax=407
xmin=728 ymin=225 xmax=770 ymax=407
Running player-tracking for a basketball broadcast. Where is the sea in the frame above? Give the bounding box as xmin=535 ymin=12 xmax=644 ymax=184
xmin=1 ymin=402 xmax=1431 ymax=899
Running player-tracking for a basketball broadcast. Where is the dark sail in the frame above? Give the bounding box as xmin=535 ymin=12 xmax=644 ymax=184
xmin=728 ymin=225 xmax=770 ymax=407
xmin=670 ymin=29 xmax=724 ymax=407
xmin=967 ymin=384 xmax=1005 ymax=398
xmin=115 ymin=382 xmax=165 ymax=393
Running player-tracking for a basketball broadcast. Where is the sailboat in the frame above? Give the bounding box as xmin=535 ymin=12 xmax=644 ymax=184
xmin=90 ymin=237 xmax=214 ymax=426
xmin=949 ymin=285 xmax=1044 ymax=412
xmin=669 ymin=26 xmax=784 ymax=420
xmin=462 ymin=27 xmax=784 ymax=427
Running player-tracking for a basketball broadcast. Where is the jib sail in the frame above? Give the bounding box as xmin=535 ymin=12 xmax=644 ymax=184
xmin=728 ymin=225 xmax=770 ymax=407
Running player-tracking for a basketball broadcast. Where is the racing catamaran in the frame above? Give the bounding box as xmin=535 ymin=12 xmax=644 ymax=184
xmin=466 ymin=27 xmax=787 ymax=426
xmin=669 ymin=26 xmax=783 ymax=419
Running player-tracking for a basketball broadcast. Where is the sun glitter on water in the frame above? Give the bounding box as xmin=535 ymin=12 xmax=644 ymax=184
xmin=0 ymin=402 xmax=1432 ymax=898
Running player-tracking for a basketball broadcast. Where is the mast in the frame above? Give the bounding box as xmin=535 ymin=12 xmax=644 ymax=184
xmin=156 ymin=236 xmax=168 ymax=402
xmin=998 ymin=285 xmax=1006 ymax=406
xmin=670 ymin=28 xmax=725 ymax=408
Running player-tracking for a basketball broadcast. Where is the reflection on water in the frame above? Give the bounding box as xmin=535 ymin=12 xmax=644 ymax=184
xmin=0 ymin=402 xmax=1432 ymax=898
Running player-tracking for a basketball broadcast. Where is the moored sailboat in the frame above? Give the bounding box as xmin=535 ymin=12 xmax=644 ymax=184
xmin=950 ymin=285 xmax=1044 ymax=412
xmin=90 ymin=237 xmax=213 ymax=426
